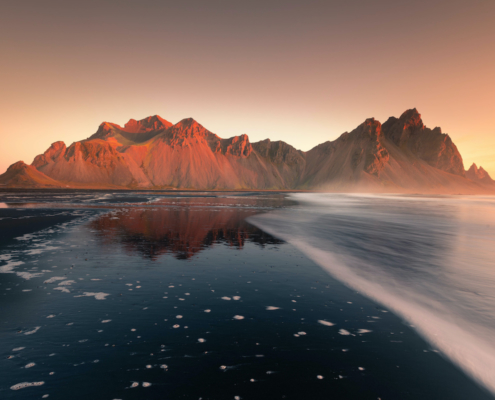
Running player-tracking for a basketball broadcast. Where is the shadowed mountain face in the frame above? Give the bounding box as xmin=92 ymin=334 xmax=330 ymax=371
xmin=1 ymin=110 xmax=494 ymax=193
xmin=88 ymin=201 xmax=284 ymax=260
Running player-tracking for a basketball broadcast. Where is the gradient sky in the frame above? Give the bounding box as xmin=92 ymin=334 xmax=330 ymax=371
xmin=1 ymin=0 xmax=494 ymax=175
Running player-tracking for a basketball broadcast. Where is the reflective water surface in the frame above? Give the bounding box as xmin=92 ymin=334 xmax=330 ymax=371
xmin=251 ymin=193 xmax=495 ymax=396
xmin=0 ymin=191 xmax=493 ymax=399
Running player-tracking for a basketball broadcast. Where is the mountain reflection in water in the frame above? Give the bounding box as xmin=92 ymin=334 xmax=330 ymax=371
xmin=88 ymin=198 xmax=286 ymax=260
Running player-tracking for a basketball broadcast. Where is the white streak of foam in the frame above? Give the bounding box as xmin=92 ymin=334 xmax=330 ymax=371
xmin=44 ymin=277 xmax=65 ymax=284
xmin=25 ymin=246 xmax=59 ymax=255
xmin=11 ymin=382 xmax=44 ymax=390
xmin=266 ymin=306 xmax=280 ymax=310
xmin=24 ymin=326 xmax=41 ymax=335
xmin=317 ymin=320 xmax=335 ymax=327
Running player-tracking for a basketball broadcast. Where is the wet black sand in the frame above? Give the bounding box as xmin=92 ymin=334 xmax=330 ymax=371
xmin=0 ymin=191 xmax=492 ymax=399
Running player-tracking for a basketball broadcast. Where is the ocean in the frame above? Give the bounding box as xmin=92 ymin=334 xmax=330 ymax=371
xmin=0 ymin=190 xmax=493 ymax=399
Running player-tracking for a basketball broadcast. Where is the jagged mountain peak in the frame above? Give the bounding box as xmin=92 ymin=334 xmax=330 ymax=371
xmin=398 ymin=108 xmax=424 ymax=130
xmin=468 ymin=163 xmax=479 ymax=172
xmin=173 ymin=117 xmax=205 ymax=130
xmin=123 ymin=115 xmax=172 ymax=133
xmin=167 ymin=118 xmax=215 ymax=140
xmin=466 ymin=163 xmax=493 ymax=183
xmin=8 ymin=160 xmax=29 ymax=171
xmin=360 ymin=118 xmax=382 ymax=137
xmin=89 ymin=115 xmax=172 ymax=143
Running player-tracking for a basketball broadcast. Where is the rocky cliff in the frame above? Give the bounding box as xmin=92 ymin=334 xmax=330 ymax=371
xmin=1 ymin=109 xmax=493 ymax=193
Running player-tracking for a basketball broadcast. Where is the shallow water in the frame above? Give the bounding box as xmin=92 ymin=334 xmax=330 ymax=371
xmin=0 ymin=191 xmax=493 ymax=399
xmin=250 ymin=193 xmax=495 ymax=396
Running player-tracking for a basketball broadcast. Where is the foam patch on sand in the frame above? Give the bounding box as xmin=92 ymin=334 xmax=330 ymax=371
xmin=11 ymin=382 xmax=44 ymax=390
xmin=58 ymin=280 xmax=76 ymax=286
xmin=74 ymin=292 xmax=110 ymax=300
xmin=25 ymin=246 xmax=59 ymax=256
xmin=318 ymin=320 xmax=335 ymax=327
xmin=17 ymin=271 xmax=43 ymax=280
xmin=0 ymin=260 xmax=24 ymax=273
xmin=44 ymin=277 xmax=66 ymax=284
xmin=24 ymin=326 xmax=41 ymax=335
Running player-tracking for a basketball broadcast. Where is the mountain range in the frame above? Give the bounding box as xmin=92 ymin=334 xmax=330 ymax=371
xmin=1 ymin=109 xmax=493 ymax=193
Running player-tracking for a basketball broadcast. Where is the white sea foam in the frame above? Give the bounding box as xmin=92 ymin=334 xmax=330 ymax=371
xmin=17 ymin=271 xmax=43 ymax=280
xmin=24 ymin=326 xmax=41 ymax=335
xmin=58 ymin=280 xmax=76 ymax=286
xmin=233 ymin=315 xmax=245 ymax=320
xmin=44 ymin=277 xmax=66 ymax=284
xmin=338 ymin=329 xmax=351 ymax=336
xmin=266 ymin=306 xmax=280 ymax=310
xmin=74 ymin=292 xmax=110 ymax=300
xmin=54 ymin=287 xmax=70 ymax=293
xmin=11 ymin=381 xmax=44 ymax=390
xmin=317 ymin=320 xmax=335 ymax=327
xmin=25 ymin=246 xmax=59 ymax=255
xmin=0 ymin=260 xmax=24 ymax=274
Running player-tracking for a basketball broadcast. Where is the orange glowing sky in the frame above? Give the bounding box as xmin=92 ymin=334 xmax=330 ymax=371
xmin=1 ymin=0 xmax=494 ymax=176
